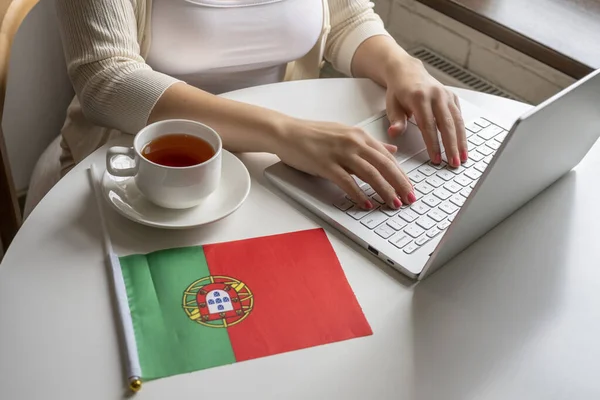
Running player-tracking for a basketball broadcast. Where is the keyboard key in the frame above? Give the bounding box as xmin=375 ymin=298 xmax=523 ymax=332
xmin=438 ymin=220 xmax=451 ymax=230
xmin=447 ymin=164 xmax=466 ymax=175
xmin=372 ymin=193 xmax=385 ymax=204
xmin=408 ymin=170 xmax=427 ymax=183
xmin=474 ymin=118 xmax=491 ymax=128
xmin=448 ymin=212 xmax=458 ymax=222
xmin=375 ymin=224 xmax=395 ymax=239
xmin=399 ymin=209 xmax=419 ymax=223
xmin=466 ymin=121 xmax=482 ymax=134
xmin=477 ymin=145 xmax=494 ymax=156
xmin=361 ymin=211 xmax=388 ymax=229
xmin=416 ymin=215 xmax=436 ymax=230
xmin=428 ymin=209 xmax=447 ymax=222
xmin=426 ymin=176 xmax=444 ymax=188
xmin=474 ymin=162 xmax=488 ymax=173
xmin=404 ymin=242 xmax=420 ymax=254
xmin=405 ymin=224 xmax=425 ymax=238
xmin=450 ymin=195 xmax=465 ymax=207
xmin=468 ymin=135 xmax=485 ymax=146
xmin=415 ymin=182 xmax=435 ymax=195
xmin=479 ymin=125 xmax=503 ymax=140
xmin=470 ymin=182 xmax=477 ymax=189
xmin=427 ymin=227 xmax=442 ymax=238
xmin=444 ymin=181 xmax=462 ymax=193
xmin=347 ymin=206 xmax=375 ymax=220
xmin=454 ymin=175 xmax=472 ymax=187
xmin=469 ymin=151 xmax=485 ymax=162
xmin=422 ymin=195 xmax=441 ymax=208
xmin=462 ymin=158 xmax=475 ymax=168
xmin=387 ymin=218 xmax=407 ymax=231
xmin=415 ymin=235 xmax=430 ymax=246
xmin=483 ymin=155 xmax=494 ymax=165
xmin=433 ymin=188 xmax=452 ymax=200
xmin=487 ymin=140 xmax=502 ymax=150
xmin=389 ymin=233 xmax=411 ymax=249
xmin=380 ymin=207 xmax=400 ymax=217
xmin=410 ymin=201 xmax=430 ymax=215
xmin=464 ymin=168 xmax=482 ymax=180
xmin=363 ymin=186 xmax=376 ymax=196
xmin=334 ymin=198 xmax=354 ymax=211
xmin=417 ymin=165 xmax=437 ymax=176
xmin=428 ymin=161 xmax=447 ymax=170
xmin=460 ymin=187 xmax=473 ymax=198
xmin=439 ymin=202 xmax=458 ymax=215
xmin=436 ymin=169 xmax=455 ymax=181
xmin=496 ymin=131 xmax=508 ymax=141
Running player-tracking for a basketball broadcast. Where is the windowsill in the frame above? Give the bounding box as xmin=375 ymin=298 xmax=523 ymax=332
xmin=416 ymin=0 xmax=600 ymax=79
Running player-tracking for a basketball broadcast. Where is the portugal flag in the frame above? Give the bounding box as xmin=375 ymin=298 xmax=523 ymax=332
xmin=119 ymin=228 xmax=372 ymax=380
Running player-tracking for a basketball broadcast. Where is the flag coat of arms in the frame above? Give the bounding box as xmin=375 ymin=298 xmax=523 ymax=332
xmin=118 ymin=228 xmax=372 ymax=380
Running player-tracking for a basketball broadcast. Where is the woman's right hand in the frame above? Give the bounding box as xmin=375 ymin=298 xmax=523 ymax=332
xmin=274 ymin=119 xmax=417 ymax=210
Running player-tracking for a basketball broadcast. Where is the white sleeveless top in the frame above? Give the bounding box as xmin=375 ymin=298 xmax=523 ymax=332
xmin=146 ymin=0 xmax=324 ymax=94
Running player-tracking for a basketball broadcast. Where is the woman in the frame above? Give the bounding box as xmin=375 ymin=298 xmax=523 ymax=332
xmin=51 ymin=0 xmax=467 ymax=212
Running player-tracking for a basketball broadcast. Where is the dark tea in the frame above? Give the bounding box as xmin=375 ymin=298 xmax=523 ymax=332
xmin=142 ymin=134 xmax=215 ymax=167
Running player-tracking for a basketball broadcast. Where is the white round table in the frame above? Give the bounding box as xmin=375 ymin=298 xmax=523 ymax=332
xmin=2 ymin=78 xmax=599 ymax=399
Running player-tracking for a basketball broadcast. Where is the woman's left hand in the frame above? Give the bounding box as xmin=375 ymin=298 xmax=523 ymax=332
xmin=384 ymin=57 xmax=468 ymax=168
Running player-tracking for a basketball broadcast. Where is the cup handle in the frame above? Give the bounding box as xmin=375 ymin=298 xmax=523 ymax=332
xmin=106 ymin=147 xmax=138 ymax=177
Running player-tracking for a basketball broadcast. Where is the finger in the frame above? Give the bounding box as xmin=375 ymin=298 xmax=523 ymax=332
xmin=348 ymin=155 xmax=402 ymax=209
xmin=369 ymin=138 xmax=413 ymax=191
xmin=326 ymin=165 xmax=373 ymax=210
xmin=382 ymin=143 xmax=398 ymax=154
xmin=448 ymin=96 xmax=468 ymax=163
xmin=386 ymin=90 xmax=409 ymax=138
xmin=433 ymin=96 xmax=460 ymax=168
xmin=360 ymin=145 xmax=415 ymax=205
xmin=453 ymin=92 xmax=462 ymax=113
xmin=411 ymin=95 xmax=442 ymax=165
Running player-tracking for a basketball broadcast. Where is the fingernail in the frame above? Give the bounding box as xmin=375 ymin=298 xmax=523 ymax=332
xmin=433 ymin=153 xmax=442 ymax=165
xmin=452 ymin=155 xmax=460 ymax=167
xmin=364 ymin=200 xmax=374 ymax=210
xmin=460 ymin=150 xmax=468 ymax=163
xmin=408 ymin=192 xmax=417 ymax=204
xmin=393 ymin=197 xmax=402 ymax=209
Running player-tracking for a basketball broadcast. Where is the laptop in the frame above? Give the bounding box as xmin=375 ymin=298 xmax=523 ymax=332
xmin=264 ymin=69 xmax=600 ymax=280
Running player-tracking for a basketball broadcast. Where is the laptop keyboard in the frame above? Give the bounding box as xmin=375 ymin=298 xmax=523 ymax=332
xmin=333 ymin=117 xmax=509 ymax=256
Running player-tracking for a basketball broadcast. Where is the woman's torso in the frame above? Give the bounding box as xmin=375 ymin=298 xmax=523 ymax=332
xmin=146 ymin=0 xmax=324 ymax=94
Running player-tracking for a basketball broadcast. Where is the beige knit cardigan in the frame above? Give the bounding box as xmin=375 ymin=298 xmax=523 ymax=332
xmin=54 ymin=0 xmax=391 ymax=166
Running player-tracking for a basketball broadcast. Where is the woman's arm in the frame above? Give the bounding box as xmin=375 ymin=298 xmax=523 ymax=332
xmin=56 ymin=0 xmax=415 ymax=210
xmin=55 ymin=0 xmax=180 ymax=135
xmin=324 ymin=0 xmax=468 ymax=167
xmin=352 ymin=35 xmax=468 ymax=167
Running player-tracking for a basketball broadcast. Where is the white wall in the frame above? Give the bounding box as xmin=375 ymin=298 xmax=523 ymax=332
xmin=2 ymin=0 xmax=73 ymax=193
xmin=372 ymin=0 xmax=575 ymax=104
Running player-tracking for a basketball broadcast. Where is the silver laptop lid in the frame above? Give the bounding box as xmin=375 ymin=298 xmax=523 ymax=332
xmin=420 ymin=69 xmax=600 ymax=280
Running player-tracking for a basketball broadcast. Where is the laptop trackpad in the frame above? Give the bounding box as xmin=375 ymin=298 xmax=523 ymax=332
xmin=361 ymin=117 xmax=428 ymax=164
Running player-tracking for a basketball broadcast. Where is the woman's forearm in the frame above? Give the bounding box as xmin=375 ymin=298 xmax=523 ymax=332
xmin=351 ymin=35 xmax=416 ymax=87
xmin=148 ymin=82 xmax=293 ymax=154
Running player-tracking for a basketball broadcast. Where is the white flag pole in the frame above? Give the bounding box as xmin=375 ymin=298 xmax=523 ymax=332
xmin=88 ymin=165 xmax=142 ymax=393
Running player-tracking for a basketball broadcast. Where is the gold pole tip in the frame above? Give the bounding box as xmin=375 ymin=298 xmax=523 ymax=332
xmin=129 ymin=378 xmax=142 ymax=392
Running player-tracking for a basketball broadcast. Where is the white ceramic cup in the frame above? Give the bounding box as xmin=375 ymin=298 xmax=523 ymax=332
xmin=106 ymin=119 xmax=222 ymax=209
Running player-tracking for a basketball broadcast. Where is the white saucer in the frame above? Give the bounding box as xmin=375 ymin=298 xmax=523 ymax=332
xmin=101 ymin=150 xmax=251 ymax=229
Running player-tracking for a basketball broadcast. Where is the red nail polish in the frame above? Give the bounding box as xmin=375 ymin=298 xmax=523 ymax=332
xmin=364 ymin=200 xmax=374 ymax=210
xmin=433 ymin=153 xmax=442 ymax=165
xmin=408 ymin=192 xmax=417 ymax=203
xmin=460 ymin=150 xmax=468 ymax=163
xmin=393 ymin=198 xmax=402 ymax=209
xmin=452 ymin=155 xmax=460 ymax=167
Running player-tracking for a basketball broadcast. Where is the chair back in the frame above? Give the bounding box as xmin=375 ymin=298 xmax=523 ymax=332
xmin=0 ymin=0 xmax=74 ymax=251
